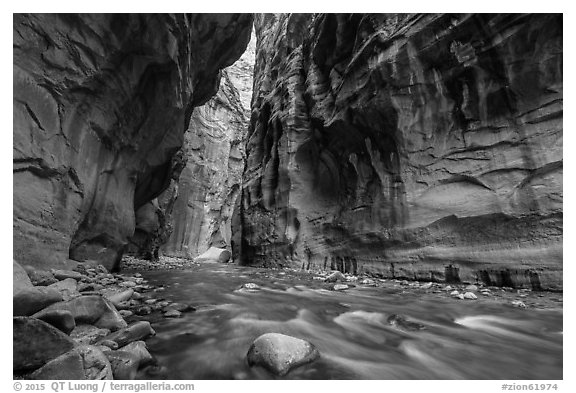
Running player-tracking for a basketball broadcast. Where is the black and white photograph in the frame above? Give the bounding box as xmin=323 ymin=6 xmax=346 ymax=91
xmin=8 ymin=5 xmax=566 ymax=388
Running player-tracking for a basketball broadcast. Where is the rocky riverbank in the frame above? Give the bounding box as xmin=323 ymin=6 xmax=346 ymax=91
xmin=13 ymin=259 xmax=196 ymax=380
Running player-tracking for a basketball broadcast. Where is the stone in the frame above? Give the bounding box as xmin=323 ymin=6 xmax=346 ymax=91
xmin=105 ymin=350 xmax=140 ymax=380
xmin=29 ymin=345 xmax=113 ymax=380
xmin=246 ymin=333 xmax=320 ymax=376
xmin=31 ymin=309 xmax=76 ymax=335
xmin=144 ymin=299 xmax=157 ymax=305
xmin=13 ymin=317 xmax=77 ymax=371
xmin=103 ymin=289 xmax=135 ymax=307
xmin=195 ymin=247 xmax=232 ymax=263
xmin=120 ymin=281 xmax=137 ymax=288
xmin=71 ymin=325 xmax=112 ymax=345
xmin=24 ymin=267 xmax=58 ymax=286
xmin=387 ymin=314 xmax=426 ymax=331
xmin=420 ymin=282 xmax=433 ymax=289
xmin=164 ymin=310 xmax=182 ymax=318
xmin=47 ymin=278 xmax=79 ymax=301
xmin=450 ymin=290 xmax=460 ymax=296
xmin=122 ymin=341 xmax=154 ymax=367
xmin=324 ymin=271 xmax=346 ymax=283
xmin=13 ymin=14 xmax=254 ymax=271
xmin=236 ymin=14 xmax=563 ymax=290
xmin=360 ymin=278 xmax=375 ymax=285
xmin=333 ymin=284 xmax=349 ymax=291
xmin=463 ymin=292 xmax=478 ymax=300
xmin=465 ymin=285 xmax=479 ymax=292
xmin=99 ymin=340 xmax=119 ymax=350
xmin=51 ymin=269 xmax=85 ymax=281
xmin=242 ymin=283 xmax=260 ymax=290
xmin=42 ymin=295 xmax=127 ymax=331
xmin=134 ymin=306 xmax=152 ymax=316
xmin=457 ymin=294 xmax=465 ymax=300
xmin=13 ymin=260 xmax=33 ymax=295
xmin=119 ymin=310 xmax=134 ymax=318
xmin=511 ymin=300 xmax=528 ymax=308
xmin=13 ymin=286 xmax=63 ymax=316
xmin=99 ymin=321 xmax=156 ymax=348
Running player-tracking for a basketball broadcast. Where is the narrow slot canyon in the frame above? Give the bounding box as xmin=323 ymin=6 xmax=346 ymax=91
xmin=13 ymin=13 xmax=563 ymax=381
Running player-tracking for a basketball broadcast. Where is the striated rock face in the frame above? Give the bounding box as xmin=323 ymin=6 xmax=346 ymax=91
xmin=237 ymin=14 xmax=563 ymax=288
xmin=14 ymin=14 xmax=253 ymax=270
xmin=157 ymin=36 xmax=254 ymax=259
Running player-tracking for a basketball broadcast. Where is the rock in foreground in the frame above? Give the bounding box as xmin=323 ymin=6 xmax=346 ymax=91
xmin=30 ymin=345 xmax=113 ymax=380
xmin=247 ymin=333 xmax=320 ymax=376
xmin=13 ymin=317 xmax=77 ymax=371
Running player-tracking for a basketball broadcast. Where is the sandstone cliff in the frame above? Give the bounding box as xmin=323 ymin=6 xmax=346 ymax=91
xmin=236 ymin=14 xmax=562 ymax=289
xmin=14 ymin=14 xmax=253 ymax=270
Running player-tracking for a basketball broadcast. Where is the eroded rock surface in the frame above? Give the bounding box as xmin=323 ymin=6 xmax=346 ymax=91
xmin=237 ymin=14 xmax=562 ymax=289
xmin=14 ymin=14 xmax=253 ymax=270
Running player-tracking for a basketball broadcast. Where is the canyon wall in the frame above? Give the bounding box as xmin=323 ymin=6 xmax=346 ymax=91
xmin=128 ymin=33 xmax=255 ymax=260
xmin=237 ymin=14 xmax=563 ymax=289
xmin=13 ymin=14 xmax=253 ymax=270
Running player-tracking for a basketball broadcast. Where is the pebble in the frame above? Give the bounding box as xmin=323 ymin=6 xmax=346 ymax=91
xmin=456 ymin=294 xmax=465 ymax=300
xmin=119 ymin=310 xmax=133 ymax=318
xmin=450 ymin=290 xmax=460 ymax=296
xmin=333 ymin=284 xmax=349 ymax=291
xmin=465 ymin=284 xmax=479 ymax=291
xmin=144 ymin=299 xmax=157 ymax=305
xmin=463 ymin=292 xmax=477 ymax=300
xmin=164 ymin=310 xmax=182 ymax=318
xmin=242 ymin=283 xmax=260 ymax=290
xmin=511 ymin=300 xmax=528 ymax=308
xmin=420 ymin=282 xmax=433 ymax=289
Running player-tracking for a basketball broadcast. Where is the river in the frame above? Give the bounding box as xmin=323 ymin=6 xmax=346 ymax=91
xmin=128 ymin=263 xmax=562 ymax=380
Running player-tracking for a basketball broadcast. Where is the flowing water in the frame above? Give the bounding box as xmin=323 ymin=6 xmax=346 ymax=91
xmin=131 ymin=263 xmax=562 ymax=380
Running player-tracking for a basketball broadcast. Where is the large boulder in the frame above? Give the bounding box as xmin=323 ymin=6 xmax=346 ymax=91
xmin=48 ymin=278 xmax=80 ymax=301
xmin=246 ymin=333 xmax=320 ymax=376
xmin=30 ymin=345 xmax=113 ymax=380
xmin=13 ymin=317 xmax=77 ymax=371
xmin=23 ymin=266 xmax=58 ymax=286
xmin=121 ymin=341 xmax=154 ymax=367
xmin=13 ymin=260 xmax=32 ymax=295
xmin=42 ymin=295 xmax=127 ymax=331
xmin=99 ymin=321 xmax=156 ymax=348
xmin=13 ymin=286 xmax=63 ymax=316
xmin=31 ymin=309 xmax=76 ymax=335
xmin=195 ymin=247 xmax=232 ymax=263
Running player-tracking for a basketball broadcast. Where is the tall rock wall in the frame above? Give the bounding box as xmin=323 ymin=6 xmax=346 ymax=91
xmin=13 ymin=14 xmax=253 ymax=270
xmin=237 ymin=14 xmax=563 ymax=289
xmin=159 ymin=69 xmax=250 ymax=258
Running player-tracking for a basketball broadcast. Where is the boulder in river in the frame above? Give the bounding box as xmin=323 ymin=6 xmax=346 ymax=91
xmin=30 ymin=345 xmax=112 ymax=380
xmin=122 ymin=341 xmax=154 ymax=367
xmin=463 ymin=292 xmax=478 ymax=300
xmin=195 ymin=247 xmax=232 ymax=263
xmin=324 ymin=271 xmax=346 ymax=283
xmin=13 ymin=317 xmax=77 ymax=372
xmin=246 ymin=333 xmax=320 ymax=376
